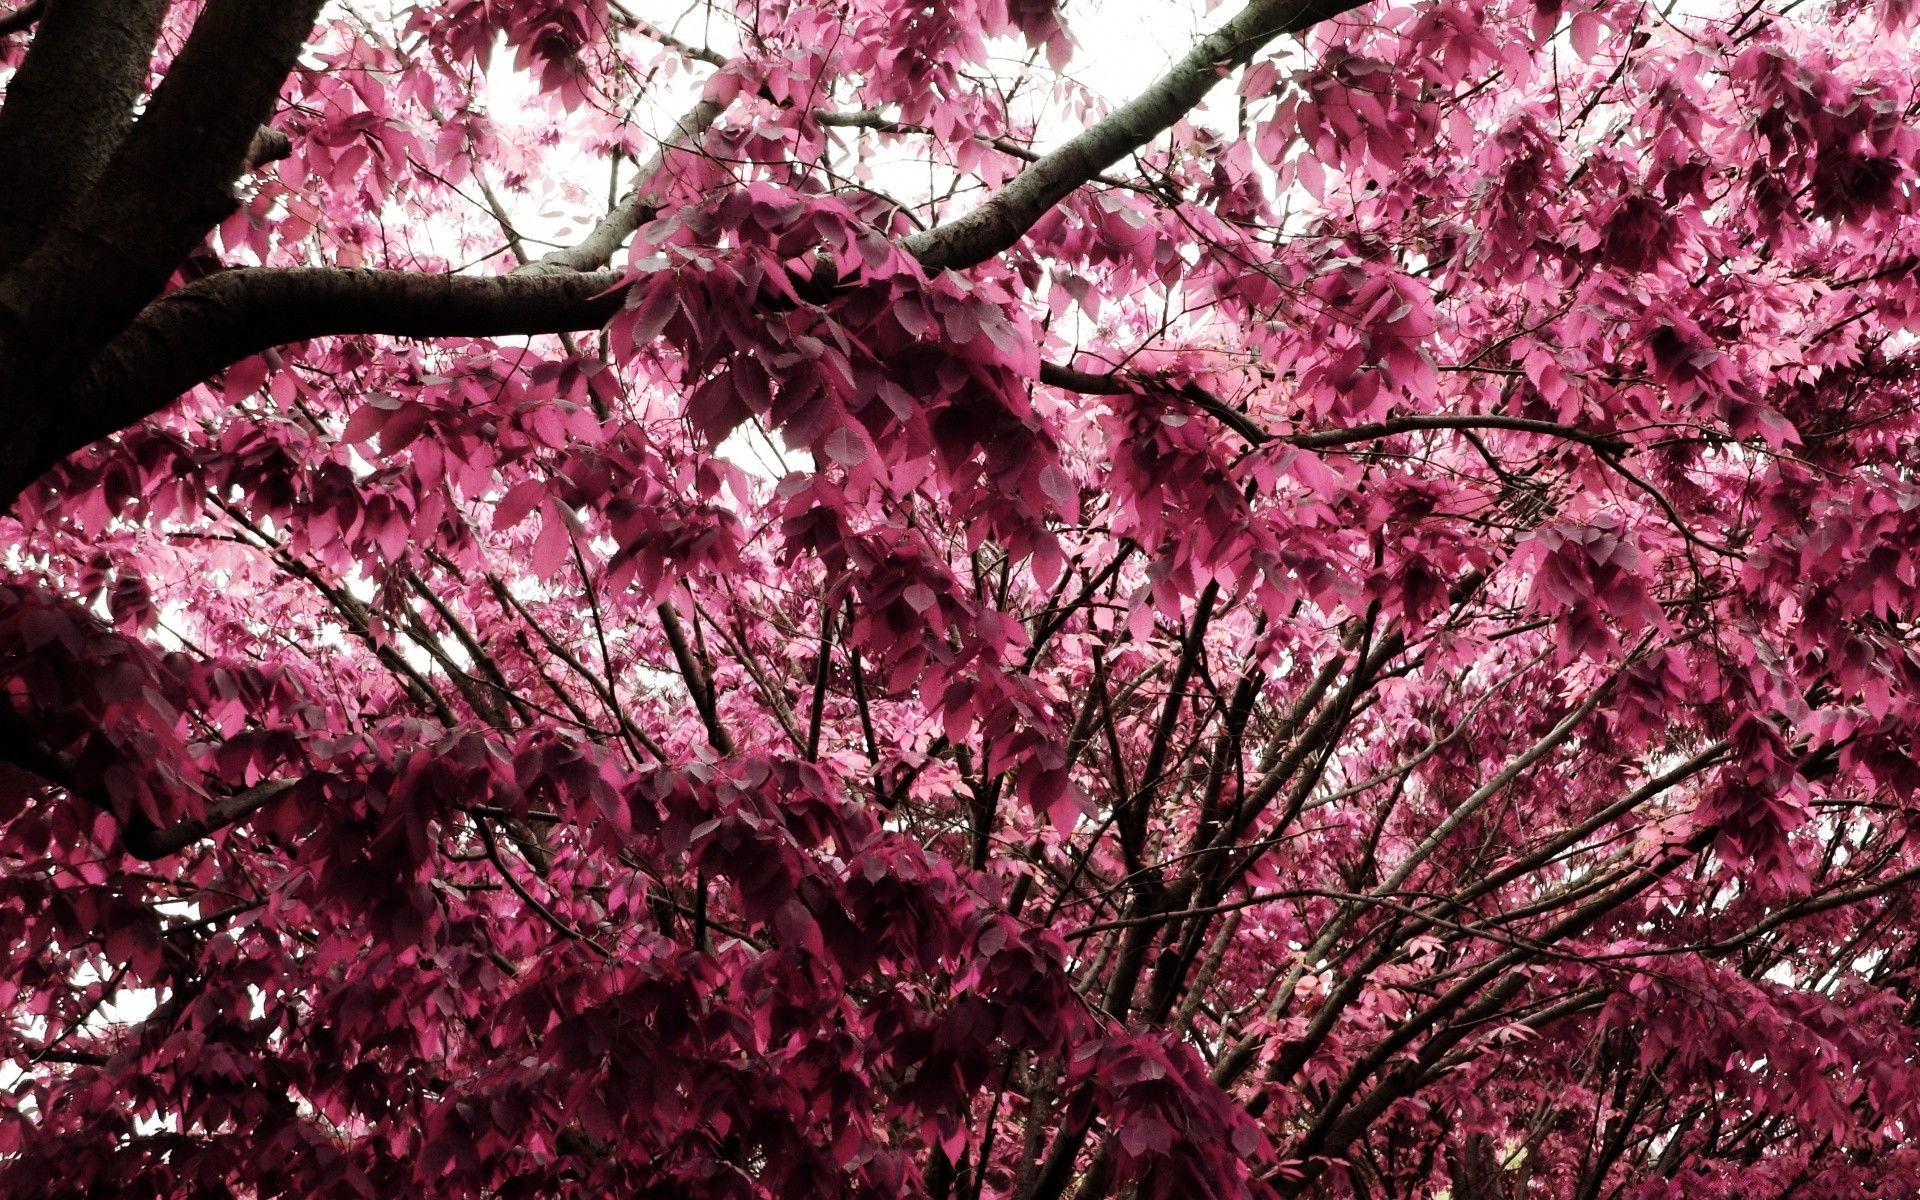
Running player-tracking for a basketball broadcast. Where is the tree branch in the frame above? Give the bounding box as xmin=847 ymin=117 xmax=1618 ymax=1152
xmin=515 ymin=95 xmax=725 ymax=275
xmin=608 ymin=2 xmax=728 ymax=67
xmin=121 ymin=780 xmax=299 ymax=860
xmin=1290 ymin=414 xmax=1630 ymax=454
xmin=816 ymin=108 xmax=1135 ymax=188
xmin=243 ymin=125 xmax=293 ymax=171
xmin=0 ymin=1 xmax=44 ymax=37
xmin=658 ymin=599 xmax=734 ymax=755
xmin=1039 ymin=362 xmax=1276 ymax=444
xmin=1038 ymin=361 xmax=1633 ymax=454
xmin=0 ymin=0 xmax=327 ymax=386
xmin=1 ymin=0 xmax=1384 ymax=505
xmin=0 ymin=0 xmax=169 ymax=272
xmin=0 ymin=700 xmax=299 ymax=860
xmin=903 ymin=0 xmax=1371 ymax=271
xmin=48 ymin=266 xmax=624 ymax=486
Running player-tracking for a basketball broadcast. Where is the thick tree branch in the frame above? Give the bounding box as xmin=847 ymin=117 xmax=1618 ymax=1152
xmin=0 ymin=1 xmax=44 ymax=37
xmin=45 ymin=267 xmax=624 ymax=487
xmin=243 ymin=126 xmax=293 ymax=172
xmin=0 ymin=0 xmax=169 ymax=272
xmin=903 ymin=0 xmax=1370 ymax=271
xmin=121 ymin=780 xmax=298 ymax=860
xmin=0 ymin=0 xmax=326 ymax=383
xmin=0 ymin=0 xmax=326 ymax=504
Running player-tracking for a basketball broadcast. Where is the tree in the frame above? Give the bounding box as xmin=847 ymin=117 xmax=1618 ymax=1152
xmin=2 ymin=0 xmax=1920 ymax=1194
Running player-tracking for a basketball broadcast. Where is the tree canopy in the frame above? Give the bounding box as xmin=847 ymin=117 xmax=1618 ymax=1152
xmin=3 ymin=0 xmax=1920 ymax=1196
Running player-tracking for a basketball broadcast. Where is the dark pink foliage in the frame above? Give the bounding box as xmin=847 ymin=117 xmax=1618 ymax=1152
xmin=4 ymin=0 xmax=1920 ymax=1197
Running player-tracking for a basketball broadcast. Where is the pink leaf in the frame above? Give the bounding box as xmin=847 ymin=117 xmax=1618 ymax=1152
xmin=530 ymin=501 xmax=573 ymax=577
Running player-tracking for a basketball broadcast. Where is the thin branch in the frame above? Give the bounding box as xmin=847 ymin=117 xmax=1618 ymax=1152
xmin=804 ymin=599 xmax=835 ymax=762
xmin=488 ymin=573 xmax=668 ymax=763
xmin=515 ymin=95 xmax=725 ymax=275
xmin=658 ymin=598 xmax=733 ymax=754
xmin=1039 ymin=361 xmax=1635 ymax=455
xmin=474 ymin=816 xmax=607 ymax=956
xmin=815 ymin=108 xmax=1137 ymax=190
xmin=609 ymin=2 xmax=729 ymax=66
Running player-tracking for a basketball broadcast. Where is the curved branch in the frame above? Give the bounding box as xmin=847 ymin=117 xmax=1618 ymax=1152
xmin=1040 ymin=361 xmax=1634 ymax=453
xmin=903 ymin=0 xmax=1371 ymax=271
xmin=51 ymin=267 xmax=626 ymax=476
xmin=2 ymin=0 xmax=1382 ymax=504
xmin=1039 ymin=361 xmax=1276 ymax=443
